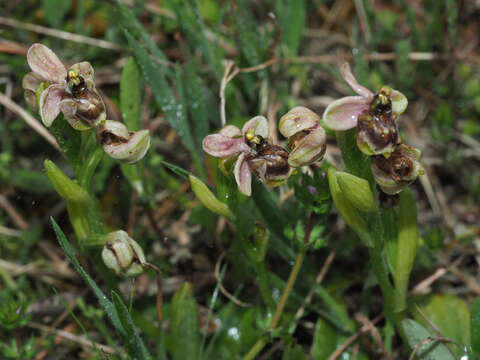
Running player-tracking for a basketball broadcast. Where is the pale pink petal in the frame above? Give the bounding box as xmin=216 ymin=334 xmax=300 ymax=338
xmin=322 ymin=96 xmax=369 ymax=130
xmin=39 ymin=84 xmax=65 ymax=127
xmin=234 ymin=153 xmax=252 ymax=196
xmin=391 ymin=90 xmax=408 ymax=116
xmin=22 ymin=72 xmax=43 ymax=92
xmin=69 ymin=62 xmax=94 ymax=81
xmin=202 ymin=134 xmax=246 ymax=158
xmin=340 ymin=63 xmax=373 ymax=98
xmin=219 ymin=125 xmax=241 ymax=138
xmin=27 ymin=44 xmax=67 ymax=83
xmin=241 ymin=115 xmax=268 ymax=138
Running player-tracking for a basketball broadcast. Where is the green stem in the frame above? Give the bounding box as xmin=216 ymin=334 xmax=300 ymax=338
xmin=78 ymin=146 xmax=104 ymax=190
xmin=254 ymin=261 xmax=275 ymax=311
xmin=67 ymin=200 xmax=91 ymax=242
xmin=243 ymin=213 xmax=314 ymax=360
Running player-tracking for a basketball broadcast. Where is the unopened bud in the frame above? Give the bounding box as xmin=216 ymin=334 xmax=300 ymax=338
xmin=189 ymin=175 xmax=234 ymax=220
xmin=279 ymin=107 xmax=326 ymax=167
xmin=336 ymin=171 xmax=376 ymax=212
xmin=44 ymin=159 xmax=89 ymax=202
xmin=101 ymin=230 xmax=146 ymax=277
xmin=327 ymin=167 xmax=373 ymax=247
xmin=371 ymin=144 xmax=424 ymax=195
xmin=96 ymin=120 xmax=150 ymax=164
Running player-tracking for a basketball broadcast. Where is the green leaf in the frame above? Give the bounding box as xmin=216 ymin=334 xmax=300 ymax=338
xmin=278 ymin=0 xmax=305 ymax=56
xmin=49 ymin=117 xmax=82 ymax=174
xmin=111 ymin=292 xmax=153 ymax=360
xmin=413 ymin=294 xmax=470 ymax=352
xmin=42 ymin=0 xmax=71 ymax=27
xmin=170 ymin=283 xmax=201 ymax=360
xmin=160 ymin=159 xmax=190 ymax=180
xmin=394 ymin=189 xmax=419 ymax=312
xmin=311 ymin=318 xmax=337 ymax=359
xmin=119 ymin=58 xmax=148 ymax=197
xmin=282 ymin=344 xmax=306 ymax=360
xmin=120 ymin=57 xmax=141 ymax=131
xmin=471 ymin=298 xmax=480 ymax=356
xmin=401 ymin=319 xmax=455 ymax=360
xmin=50 ymin=218 xmax=125 ymax=337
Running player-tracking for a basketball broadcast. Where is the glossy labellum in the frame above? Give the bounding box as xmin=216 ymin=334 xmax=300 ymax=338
xmin=356 ymin=86 xmax=400 ymax=157
xmin=371 ymin=144 xmax=424 ymax=194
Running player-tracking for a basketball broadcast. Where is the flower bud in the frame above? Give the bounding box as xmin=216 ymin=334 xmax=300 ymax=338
xmin=44 ymin=159 xmax=89 ymax=202
xmin=336 ymin=171 xmax=376 ymax=212
xmin=371 ymin=144 xmax=424 ymax=195
xmin=327 ymin=167 xmax=373 ymax=247
xmin=279 ymin=107 xmax=326 ymax=167
xmin=96 ymin=120 xmax=150 ymax=164
xmin=356 ymin=87 xmax=400 ymax=157
xmin=189 ymin=174 xmax=234 ymax=220
xmin=101 ymin=230 xmax=146 ymax=277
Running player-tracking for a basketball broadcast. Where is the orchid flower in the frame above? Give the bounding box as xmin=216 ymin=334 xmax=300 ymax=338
xmin=24 ymin=43 xmax=106 ymax=130
xmin=323 ymin=63 xmax=408 ymax=157
xmin=279 ymin=106 xmax=327 ymax=167
xmin=202 ymin=116 xmax=291 ymax=196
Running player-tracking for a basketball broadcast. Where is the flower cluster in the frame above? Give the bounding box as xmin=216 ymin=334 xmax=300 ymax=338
xmin=23 ymin=44 xmax=150 ymax=164
xmin=202 ymin=109 xmax=326 ymax=196
xmin=323 ymin=63 xmax=423 ymax=194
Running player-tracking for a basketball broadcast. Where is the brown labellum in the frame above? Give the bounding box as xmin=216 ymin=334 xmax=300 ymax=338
xmin=371 ymin=144 xmax=424 ymax=195
xmin=356 ymin=87 xmax=400 ymax=156
xmin=66 ymin=73 xmax=106 ymax=127
xmin=246 ymin=136 xmax=290 ymax=186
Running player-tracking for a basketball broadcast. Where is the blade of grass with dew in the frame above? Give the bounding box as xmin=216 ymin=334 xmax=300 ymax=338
xmin=165 ymin=0 xmax=222 ymax=80
xmin=50 ymin=218 xmax=125 ymax=337
xmin=111 ymin=291 xmax=153 ymax=360
xmin=116 ymin=0 xmax=169 ymax=62
xmin=183 ymin=61 xmax=211 ymax=147
xmin=124 ymin=30 xmax=200 ymax=176
xmin=174 ymin=65 xmax=205 ymax=178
